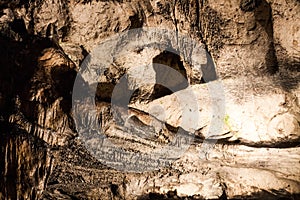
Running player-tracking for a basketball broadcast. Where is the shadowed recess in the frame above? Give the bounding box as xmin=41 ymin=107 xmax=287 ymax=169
xmin=151 ymin=51 xmax=189 ymax=99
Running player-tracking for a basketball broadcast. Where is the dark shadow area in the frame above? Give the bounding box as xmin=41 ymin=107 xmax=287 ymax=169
xmin=0 ymin=32 xmax=52 ymax=122
xmin=137 ymin=190 xmax=205 ymax=200
xmin=271 ymin=44 xmax=300 ymax=91
xmin=151 ymin=84 xmax=174 ymax=100
xmin=232 ymin=190 xmax=300 ymax=200
xmin=152 ymin=51 xmax=189 ymax=99
xmin=0 ymin=0 xmax=35 ymax=10
xmin=94 ymin=66 xmax=128 ymax=104
xmin=95 ymin=51 xmax=189 ymax=106
xmin=200 ymin=51 xmax=218 ymax=83
xmin=129 ymin=12 xmax=144 ymax=30
xmin=193 ymin=134 xmax=300 ymax=149
xmin=0 ymin=17 xmax=78 ymax=199
xmin=137 ymin=190 xmax=300 ymax=200
xmin=95 ymin=82 xmax=116 ymax=103
xmin=255 ymin=0 xmax=299 ymax=91
xmin=273 ymin=72 xmax=300 ymax=91
xmin=240 ymin=0 xmax=299 ymax=91
xmin=9 ymin=18 xmax=28 ymax=38
xmin=79 ymin=45 xmax=89 ymax=66
xmin=239 ymin=138 xmax=300 ymax=149
xmin=253 ymin=0 xmax=279 ymax=75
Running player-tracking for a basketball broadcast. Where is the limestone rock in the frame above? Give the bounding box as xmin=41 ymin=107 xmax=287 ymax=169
xmin=0 ymin=0 xmax=299 ymax=199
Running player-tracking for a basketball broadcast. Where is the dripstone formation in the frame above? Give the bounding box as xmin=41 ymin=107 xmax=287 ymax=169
xmin=0 ymin=0 xmax=299 ymax=199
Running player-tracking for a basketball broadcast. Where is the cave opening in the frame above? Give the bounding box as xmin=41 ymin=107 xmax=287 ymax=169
xmin=151 ymin=50 xmax=189 ymax=100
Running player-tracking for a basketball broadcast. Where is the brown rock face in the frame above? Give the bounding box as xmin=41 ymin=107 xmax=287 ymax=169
xmin=0 ymin=0 xmax=299 ymax=199
xmin=0 ymin=131 xmax=53 ymax=200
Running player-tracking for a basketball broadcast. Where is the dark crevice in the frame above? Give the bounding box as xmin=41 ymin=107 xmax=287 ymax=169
xmin=95 ymin=82 xmax=115 ymax=103
xmin=271 ymin=45 xmax=300 ymax=91
xmin=110 ymin=183 xmax=119 ymax=196
xmin=129 ymin=12 xmax=144 ymax=30
xmin=0 ymin=34 xmax=55 ymax=120
xmin=239 ymin=139 xmax=300 ymax=149
xmin=94 ymin=65 xmax=128 ymax=104
xmin=244 ymin=0 xmax=299 ymax=91
xmin=151 ymin=85 xmax=173 ymax=100
xmin=79 ymin=45 xmax=89 ymax=66
xmin=253 ymin=0 xmax=278 ymax=75
xmin=9 ymin=19 xmax=28 ymax=38
xmin=195 ymin=0 xmax=200 ymax=33
xmin=193 ymin=137 xmax=300 ymax=149
xmin=196 ymin=1 xmax=226 ymax=82
xmin=46 ymin=23 xmax=56 ymax=38
xmin=200 ymin=51 xmax=218 ymax=83
xmin=151 ymin=50 xmax=188 ymax=99
xmin=218 ymin=180 xmax=228 ymax=200
xmin=96 ymin=49 xmax=201 ymax=104
xmin=233 ymin=190 xmax=300 ymax=199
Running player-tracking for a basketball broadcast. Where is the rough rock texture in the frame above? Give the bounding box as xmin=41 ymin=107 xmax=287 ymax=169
xmin=0 ymin=0 xmax=299 ymax=199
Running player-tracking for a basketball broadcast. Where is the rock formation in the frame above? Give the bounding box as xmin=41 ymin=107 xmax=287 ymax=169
xmin=0 ymin=0 xmax=299 ymax=199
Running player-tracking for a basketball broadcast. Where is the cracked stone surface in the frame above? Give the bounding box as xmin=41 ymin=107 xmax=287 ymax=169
xmin=0 ymin=0 xmax=299 ymax=199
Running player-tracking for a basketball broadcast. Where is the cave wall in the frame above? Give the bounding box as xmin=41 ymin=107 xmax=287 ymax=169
xmin=0 ymin=0 xmax=299 ymax=199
